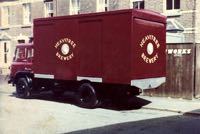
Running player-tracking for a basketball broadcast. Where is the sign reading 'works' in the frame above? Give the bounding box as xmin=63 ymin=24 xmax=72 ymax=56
xmin=166 ymin=49 xmax=191 ymax=57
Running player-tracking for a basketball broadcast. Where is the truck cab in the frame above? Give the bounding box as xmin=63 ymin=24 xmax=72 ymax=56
xmin=9 ymin=43 xmax=34 ymax=84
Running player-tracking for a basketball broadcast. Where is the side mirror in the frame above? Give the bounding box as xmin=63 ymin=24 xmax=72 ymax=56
xmin=13 ymin=57 xmax=16 ymax=61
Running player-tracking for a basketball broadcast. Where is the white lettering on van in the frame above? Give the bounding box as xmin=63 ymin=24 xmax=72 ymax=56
xmin=140 ymin=35 xmax=161 ymax=64
xmin=55 ymin=37 xmax=76 ymax=61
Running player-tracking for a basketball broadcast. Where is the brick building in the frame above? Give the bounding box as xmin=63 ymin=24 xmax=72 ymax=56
xmin=0 ymin=0 xmax=199 ymax=75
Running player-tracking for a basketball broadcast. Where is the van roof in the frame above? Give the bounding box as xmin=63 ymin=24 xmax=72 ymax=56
xmin=34 ymin=9 xmax=166 ymax=24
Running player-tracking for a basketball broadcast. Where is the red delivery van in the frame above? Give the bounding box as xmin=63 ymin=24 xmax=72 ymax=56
xmin=9 ymin=9 xmax=166 ymax=108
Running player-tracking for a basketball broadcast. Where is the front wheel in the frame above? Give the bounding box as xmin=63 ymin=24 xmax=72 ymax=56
xmin=16 ymin=78 xmax=31 ymax=99
xmin=76 ymin=83 xmax=99 ymax=108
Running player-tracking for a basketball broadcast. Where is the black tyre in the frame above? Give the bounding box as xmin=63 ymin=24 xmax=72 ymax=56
xmin=76 ymin=83 xmax=98 ymax=108
xmin=16 ymin=78 xmax=31 ymax=99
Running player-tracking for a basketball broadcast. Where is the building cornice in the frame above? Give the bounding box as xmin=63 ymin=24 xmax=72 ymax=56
xmin=0 ymin=0 xmax=44 ymax=7
xmin=0 ymin=24 xmax=33 ymax=30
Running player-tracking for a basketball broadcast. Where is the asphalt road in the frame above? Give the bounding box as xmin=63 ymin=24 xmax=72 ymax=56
xmin=0 ymin=82 xmax=200 ymax=134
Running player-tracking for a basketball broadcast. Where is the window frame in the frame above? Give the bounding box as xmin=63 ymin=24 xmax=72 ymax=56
xmin=23 ymin=3 xmax=31 ymax=24
xmin=164 ymin=0 xmax=181 ymax=17
xmin=166 ymin=0 xmax=180 ymax=10
xmin=130 ymin=0 xmax=144 ymax=9
xmin=97 ymin=0 xmax=109 ymax=12
xmin=70 ymin=0 xmax=80 ymax=15
xmin=44 ymin=1 xmax=54 ymax=17
xmin=1 ymin=6 xmax=10 ymax=27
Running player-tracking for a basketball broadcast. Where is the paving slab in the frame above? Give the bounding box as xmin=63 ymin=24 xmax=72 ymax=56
xmin=140 ymin=96 xmax=200 ymax=115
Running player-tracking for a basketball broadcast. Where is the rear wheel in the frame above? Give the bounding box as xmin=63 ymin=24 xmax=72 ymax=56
xmin=16 ymin=78 xmax=31 ymax=99
xmin=76 ymin=83 xmax=99 ymax=108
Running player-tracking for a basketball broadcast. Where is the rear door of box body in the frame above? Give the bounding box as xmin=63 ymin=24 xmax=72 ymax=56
xmin=101 ymin=12 xmax=131 ymax=85
xmin=131 ymin=16 xmax=166 ymax=89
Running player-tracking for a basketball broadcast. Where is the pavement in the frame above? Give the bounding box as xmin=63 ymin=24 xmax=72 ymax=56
xmin=1 ymin=74 xmax=200 ymax=116
xmin=0 ymin=75 xmax=8 ymax=84
xmin=139 ymin=95 xmax=200 ymax=116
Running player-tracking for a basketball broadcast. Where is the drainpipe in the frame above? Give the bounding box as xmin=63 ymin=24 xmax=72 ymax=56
xmin=193 ymin=0 xmax=197 ymax=98
xmin=56 ymin=0 xmax=58 ymax=16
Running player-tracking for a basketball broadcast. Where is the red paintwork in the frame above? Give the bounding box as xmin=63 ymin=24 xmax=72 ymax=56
xmin=131 ymin=10 xmax=166 ymax=80
xmin=10 ymin=43 xmax=33 ymax=78
xmin=33 ymin=9 xmax=166 ymax=85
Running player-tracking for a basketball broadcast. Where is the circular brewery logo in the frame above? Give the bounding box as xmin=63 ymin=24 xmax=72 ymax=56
xmin=55 ymin=38 xmax=76 ymax=61
xmin=140 ymin=35 xmax=160 ymax=64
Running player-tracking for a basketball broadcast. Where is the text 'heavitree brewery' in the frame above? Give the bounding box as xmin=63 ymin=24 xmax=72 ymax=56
xmin=55 ymin=38 xmax=76 ymax=61
xmin=140 ymin=35 xmax=160 ymax=64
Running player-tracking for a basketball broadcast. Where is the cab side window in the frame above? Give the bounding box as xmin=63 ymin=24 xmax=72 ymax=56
xmin=27 ymin=48 xmax=34 ymax=62
xmin=27 ymin=48 xmax=34 ymax=60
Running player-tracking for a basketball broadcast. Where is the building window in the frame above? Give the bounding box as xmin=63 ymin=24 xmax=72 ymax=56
xmin=130 ymin=0 xmax=144 ymax=9
xmin=1 ymin=6 xmax=10 ymax=27
xmin=70 ymin=0 xmax=80 ymax=15
xmin=97 ymin=0 xmax=109 ymax=12
xmin=44 ymin=1 xmax=54 ymax=17
xmin=166 ymin=0 xmax=180 ymax=10
xmin=4 ymin=42 xmax=8 ymax=64
xmin=23 ymin=3 xmax=31 ymax=24
xmin=165 ymin=0 xmax=180 ymax=16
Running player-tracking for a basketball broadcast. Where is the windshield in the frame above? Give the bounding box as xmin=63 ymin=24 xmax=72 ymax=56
xmin=13 ymin=47 xmax=34 ymax=62
xmin=14 ymin=47 xmax=26 ymax=62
